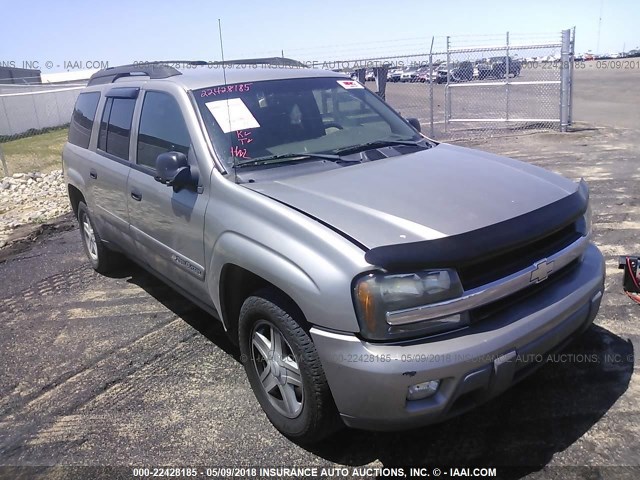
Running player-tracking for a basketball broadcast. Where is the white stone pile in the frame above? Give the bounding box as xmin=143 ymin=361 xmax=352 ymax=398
xmin=0 ymin=170 xmax=70 ymax=248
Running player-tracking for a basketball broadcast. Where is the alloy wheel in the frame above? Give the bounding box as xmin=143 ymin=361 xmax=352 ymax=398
xmin=250 ymin=320 xmax=304 ymax=418
xmin=81 ymin=213 xmax=98 ymax=262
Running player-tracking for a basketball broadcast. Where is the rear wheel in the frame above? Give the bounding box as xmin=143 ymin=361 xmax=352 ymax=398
xmin=238 ymin=289 xmax=340 ymax=443
xmin=77 ymin=201 xmax=121 ymax=274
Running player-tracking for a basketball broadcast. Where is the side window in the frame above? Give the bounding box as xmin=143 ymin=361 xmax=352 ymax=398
xmin=97 ymin=97 xmax=136 ymax=160
xmin=68 ymin=92 xmax=100 ymax=148
xmin=137 ymin=91 xmax=190 ymax=169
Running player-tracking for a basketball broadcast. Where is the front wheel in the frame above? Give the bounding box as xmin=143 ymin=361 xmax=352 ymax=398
xmin=238 ymin=289 xmax=340 ymax=443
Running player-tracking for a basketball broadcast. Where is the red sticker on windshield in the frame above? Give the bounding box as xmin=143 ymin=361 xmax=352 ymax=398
xmin=337 ymin=80 xmax=364 ymax=89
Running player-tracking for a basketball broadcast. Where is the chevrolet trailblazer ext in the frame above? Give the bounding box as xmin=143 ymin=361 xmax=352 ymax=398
xmin=63 ymin=60 xmax=605 ymax=443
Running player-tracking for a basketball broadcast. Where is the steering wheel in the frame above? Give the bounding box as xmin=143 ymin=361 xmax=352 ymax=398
xmin=323 ymin=121 xmax=344 ymax=130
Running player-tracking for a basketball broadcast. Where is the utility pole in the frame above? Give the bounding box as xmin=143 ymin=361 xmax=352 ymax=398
xmin=596 ymin=0 xmax=603 ymax=54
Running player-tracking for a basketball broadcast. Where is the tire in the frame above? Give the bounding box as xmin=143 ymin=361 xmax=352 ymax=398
xmin=238 ymin=289 xmax=340 ymax=443
xmin=77 ymin=201 xmax=121 ymax=274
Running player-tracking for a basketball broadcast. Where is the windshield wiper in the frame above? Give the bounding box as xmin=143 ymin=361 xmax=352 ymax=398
xmin=235 ymin=152 xmax=360 ymax=168
xmin=333 ymin=138 xmax=429 ymax=156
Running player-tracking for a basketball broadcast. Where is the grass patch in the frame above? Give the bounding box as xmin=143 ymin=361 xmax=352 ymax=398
xmin=0 ymin=128 xmax=68 ymax=176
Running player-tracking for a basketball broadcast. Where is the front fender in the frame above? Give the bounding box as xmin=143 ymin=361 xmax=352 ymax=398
xmin=206 ymin=230 xmax=361 ymax=333
xmin=207 ymin=231 xmax=319 ymax=320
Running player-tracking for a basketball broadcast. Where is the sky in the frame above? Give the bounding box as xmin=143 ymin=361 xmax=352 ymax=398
xmin=2 ymin=0 xmax=639 ymax=73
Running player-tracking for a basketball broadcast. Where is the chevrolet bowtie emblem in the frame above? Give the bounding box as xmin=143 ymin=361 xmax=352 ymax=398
xmin=530 ymin=259 xmax=555 ymax=283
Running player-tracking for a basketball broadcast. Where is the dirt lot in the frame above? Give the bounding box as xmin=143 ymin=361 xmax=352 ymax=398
xmin=0 ymin=67 xmax=639 ymax=479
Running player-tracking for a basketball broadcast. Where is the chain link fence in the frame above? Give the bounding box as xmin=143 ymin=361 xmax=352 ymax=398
xmin=442 ymin=30 xmax=573 ymax=139
xmin=335 ymin=29 xmax=574 ymax=141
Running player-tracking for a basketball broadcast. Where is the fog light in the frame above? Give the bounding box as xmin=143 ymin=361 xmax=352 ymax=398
xmin=407 ymin=379 xmax=441 ymax=401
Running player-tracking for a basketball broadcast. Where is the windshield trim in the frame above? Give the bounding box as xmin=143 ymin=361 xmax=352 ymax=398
xmin=331 ymin=137 xmax=430 ymax=156
xmin=235 ymin=151 xmax=353 ymax=168
xmin=188 ymin=90 xmax=229 ymax=175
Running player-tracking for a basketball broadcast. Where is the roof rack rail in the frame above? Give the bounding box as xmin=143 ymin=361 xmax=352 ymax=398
xmin=87 ymin=61 xmax=207 ymax=86
xmin=210 ymin=57 xmax=307 ymax=68
xmin=87 ymin=58 xmax=307 ymax=86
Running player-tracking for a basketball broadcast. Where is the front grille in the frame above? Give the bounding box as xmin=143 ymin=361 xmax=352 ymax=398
xmin=469 ymin=257 xmax=580 ymax=323
xmin=458 ymin=222 xmax=581 ymax=291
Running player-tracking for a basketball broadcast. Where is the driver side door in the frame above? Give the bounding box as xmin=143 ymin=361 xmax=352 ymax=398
xmin=126 ymin=90 xmax=210 ymax=300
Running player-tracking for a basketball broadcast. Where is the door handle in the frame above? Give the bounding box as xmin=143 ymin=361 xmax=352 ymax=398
xmin=89 ymin=169 xmax=97 ymax=179
xmin=130 ymin=191 xmax=142 ymax=201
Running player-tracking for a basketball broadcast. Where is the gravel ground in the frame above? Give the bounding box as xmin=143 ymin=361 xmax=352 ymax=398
xmin=0 ymin=170 xmax=69 ymax=248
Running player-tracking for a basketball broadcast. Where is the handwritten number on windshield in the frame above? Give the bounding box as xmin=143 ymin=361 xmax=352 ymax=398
xmin=201 ymin=83 xmax=252 ymax=98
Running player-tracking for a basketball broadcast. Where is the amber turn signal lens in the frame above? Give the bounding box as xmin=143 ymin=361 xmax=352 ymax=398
xmin=356 ymin=280 xmax=377 ymax=332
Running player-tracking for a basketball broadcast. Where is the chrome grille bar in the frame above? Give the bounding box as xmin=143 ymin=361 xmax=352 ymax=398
xmin=386 ymin=235 xmax=589 ymax=326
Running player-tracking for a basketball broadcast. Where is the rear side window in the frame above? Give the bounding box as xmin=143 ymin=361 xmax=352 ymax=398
xmin=97 ymin=97 xmax=136 ymax=160
xmin=137 ymin=92 xmax=190 ymax=169
xmin=68 ymin=92 xmax=100 ymax=148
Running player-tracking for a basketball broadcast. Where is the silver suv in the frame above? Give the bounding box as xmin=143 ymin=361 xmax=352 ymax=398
xmin=63 ymin=60 xmax=605 ymax=443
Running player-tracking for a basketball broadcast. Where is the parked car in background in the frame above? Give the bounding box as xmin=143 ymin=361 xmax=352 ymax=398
xmin=365 ymin=69 xmax=375 ymax=81
xmin=400 ymin=67 xmax=420 ymax=82
xmin=452 ymin=61 xmax=475 ymax=82
xmin=436 ymin=61 xmax=474 ymax=83
xmin=434 ymin=64 xmax=448 ymax=84
xmin=416 ymin=66 xmax=437 ymax=83
xmin=387 ymin=67 xmax=404 ymax=82
xmin=477 ymin=56 xmax=522 ymax=79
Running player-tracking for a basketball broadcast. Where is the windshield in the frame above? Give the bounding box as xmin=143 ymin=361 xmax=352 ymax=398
xmin=192 ymin=77 xmax=422 ymax=170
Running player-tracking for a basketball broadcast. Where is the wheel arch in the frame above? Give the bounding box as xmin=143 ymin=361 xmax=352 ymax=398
xmin=64 ymin=161 xmax=87 ymax=217
xmin=67 ymin=184 xmax=85 ymax=217
xmin=218 ymin=263 xmax=308 ymax=345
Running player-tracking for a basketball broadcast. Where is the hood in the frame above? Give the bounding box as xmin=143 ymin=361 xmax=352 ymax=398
xmin=246 ymin=143 xmax=578 ymax=249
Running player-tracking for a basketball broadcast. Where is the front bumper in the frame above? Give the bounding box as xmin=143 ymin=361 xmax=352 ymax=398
xmin=311 ymin=243 xmax=605 ymax=431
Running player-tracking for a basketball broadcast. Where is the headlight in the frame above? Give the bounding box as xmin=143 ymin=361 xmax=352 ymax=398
xmin=353 ymin=270 xmax=465 ymax=341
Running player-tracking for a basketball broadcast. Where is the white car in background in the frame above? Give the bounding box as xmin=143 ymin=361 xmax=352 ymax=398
xmin=400 ymin=67 xmax=422 ymax=82
xmin=387 ymin=67 xmax=404 ymax=82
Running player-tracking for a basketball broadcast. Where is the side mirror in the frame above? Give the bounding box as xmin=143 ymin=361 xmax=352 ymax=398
xmin=154 ymin=152 xmax=194 ymax=190
xmin=406 ymin=117 xmax=421 ymax=132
